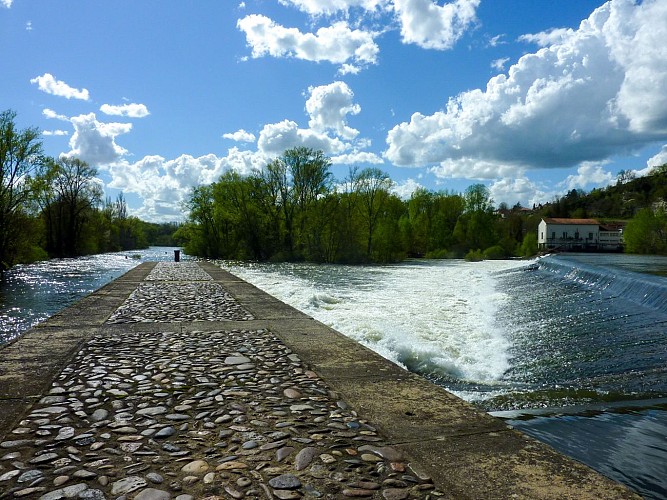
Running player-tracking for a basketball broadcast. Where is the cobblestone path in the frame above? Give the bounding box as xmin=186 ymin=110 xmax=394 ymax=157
xmin=0 ymin=263 xmax=443 ymax=500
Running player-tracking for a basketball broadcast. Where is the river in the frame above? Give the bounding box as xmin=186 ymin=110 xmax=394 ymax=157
xmin=1 ymin=250 xmax=665 ymax=498
xmin=0 ymin=247 xmax=183 ymax=346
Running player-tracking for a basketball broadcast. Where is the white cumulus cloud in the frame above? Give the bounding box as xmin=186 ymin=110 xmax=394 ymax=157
xmin=2 ymin=0 xmax=13 ymax=8
xmin=647 ymin=145 xmax=667 ymax=168
xmin=491 ymin=57 xmax=509 ymax=71
xmin=306 ymin=81 xmax=361 ymax=140
xmin=66 ymin=113 xmax=131 ymax=166
xmin=107 ymin=149 xmax=269 ymax=222
xmin=237 ymin=15 xmax=379 ymax=72
xmin=100 ymin=103 xmax=150 ymax=118
xmin=385 ymin=0 xmax=667 ymax=179
xmin=42 ymin=108 xmax=70 ymax=121
xmin=42 ymin=130 xmax=69 ymax=136
xmin=258 ymin=119 xmax=347 ymax=155
xmin=391 ymin=178 xmax=423 ymax=199
xmin=30 ymin=73 xmax=90 ymax=100
xmin=519 ymin=27 xmax=574 ymax=47
xmin=489 ymin=176 xmax=554 ymax=208
xmin=223 ymin=129 xmax=257 ymax=142
xmin=560 ymin=162 xmax=614 ymax=191
xmin=392 ymin=0 xmax=479 ymax=50
xmin=278 ymin=0 xmax=387 ymax=15
xmin=331 ymin=151 xmax=384 ymax=164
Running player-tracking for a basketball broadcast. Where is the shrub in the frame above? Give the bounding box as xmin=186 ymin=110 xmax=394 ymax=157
xmin=519 ymin=233 xmax=538 ymax=257
xmin=425 ymin=248 xmax=450 ymax=259
xmin=483 ymin=245 xmax=506 ymax=260
xmin=464 ymin=249 xmax=484 ymax=262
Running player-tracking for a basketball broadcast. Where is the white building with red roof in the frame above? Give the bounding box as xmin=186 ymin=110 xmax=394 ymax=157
xmin=538 ymin=218 xmax=625 ymax=251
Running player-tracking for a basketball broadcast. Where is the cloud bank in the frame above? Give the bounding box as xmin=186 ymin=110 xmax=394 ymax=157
xmin=385 ymin=0 xmax=667 ymax=181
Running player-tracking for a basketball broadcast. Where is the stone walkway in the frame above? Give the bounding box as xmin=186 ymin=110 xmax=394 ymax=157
xmin=0 ymin=263 xmax=441 ymax=499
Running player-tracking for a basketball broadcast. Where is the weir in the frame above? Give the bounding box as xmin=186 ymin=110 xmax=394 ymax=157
xmin=0 ymin=262 xmax=640 ymax=499
xmin=538 ymin=256 xmax=667 ymax=313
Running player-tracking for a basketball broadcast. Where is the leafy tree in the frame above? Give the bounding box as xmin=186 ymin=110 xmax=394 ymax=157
xmin=355 ymin=167 xmax=392 ymax=259
xmin=624 ymin=208 xmax=667 ymax=254
xmin=182 ymin=185 xmax=222 ymax=258
xmin=455 ymin=184 xmax=498 ymax=253
xmin=0 ymin=110 xmax=45 ymax=270
xmin=463 ymin=183 xmax=493 ymax=214
xmin=407 ymin=188 xmax=434 ymax=256
xmin=36 ymin=157 xmax=103 ymax=257
xmin=616 ymin=169 xmax=636 ymax=185
xmin=263 ymin=147 xmax=332 ymax=258
xmin=519 ymin=233 xmax=538 ymax=257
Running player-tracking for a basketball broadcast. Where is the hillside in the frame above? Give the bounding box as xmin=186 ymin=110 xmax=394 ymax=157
xmin=539 ymin=164 xmax=667 ymax=220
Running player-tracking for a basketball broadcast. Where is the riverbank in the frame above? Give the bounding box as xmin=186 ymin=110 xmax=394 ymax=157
xmin=0 ymin=262 xmax=639 ymax=499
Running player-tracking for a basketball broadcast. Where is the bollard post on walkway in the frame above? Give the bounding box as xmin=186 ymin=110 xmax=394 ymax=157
xmin=174 ymin=249 xmax=180 ymax=262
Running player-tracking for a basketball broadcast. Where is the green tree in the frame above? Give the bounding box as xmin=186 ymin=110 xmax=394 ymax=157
xmin=263 ymin=147 xmax=332 ymax=258
xmin=519 ymin=233 xmax=538 ymax=257
xmin=182 ymin=185 xmax=223 ymax=258
xmin=36 ymin=157 xmax=103 ymax=257
xmin=407 ymin=188 xmax=434 ymax=256
xmin=455 ymin=184 xmax=498 ymax=253
xmin=0 ymin=110 xmax=45 ymax=270
xmin=624 ymin=208 xmax=667 ymax=254
xmin=355 ymin=167 xmax=393 ymax=259
xmin=430 ymin=192 xmax=465 ymax=253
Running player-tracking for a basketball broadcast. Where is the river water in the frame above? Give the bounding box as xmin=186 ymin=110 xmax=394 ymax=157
xmin=0 ymin=247 xmax=183 ymax=346
xmin=1 ymin=251 xmax=665 ymax=498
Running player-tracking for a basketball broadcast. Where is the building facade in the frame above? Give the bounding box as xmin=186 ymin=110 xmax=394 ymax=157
xmin=537 ymin=218 xmax=624 ymax=251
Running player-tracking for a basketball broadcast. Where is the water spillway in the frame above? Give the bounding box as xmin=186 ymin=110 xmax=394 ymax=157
xmin=226 ymin=254 xmax=667 ymax=499
xmin=536 ymin=255 xmax=667 ymax=314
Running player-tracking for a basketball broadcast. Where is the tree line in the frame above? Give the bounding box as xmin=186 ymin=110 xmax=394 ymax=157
xmin=0 ymin=110 xmax=174 ymax=272
xmin=6 ymin=108 xmax=664 ymax=271
xmin=176 ymin=147 xmax=538 ymax=263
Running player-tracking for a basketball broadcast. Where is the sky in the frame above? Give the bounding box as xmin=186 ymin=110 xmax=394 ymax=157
xmin=2 ymin=0 xmax=667 ymax=222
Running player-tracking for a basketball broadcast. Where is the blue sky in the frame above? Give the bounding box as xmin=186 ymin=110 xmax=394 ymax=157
xmin=2 ymin=0 xmax=666 ymax=222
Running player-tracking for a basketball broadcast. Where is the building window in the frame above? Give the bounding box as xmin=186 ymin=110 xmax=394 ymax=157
xmin=589 ymin=232 xmax=593 ymax=239
xmin=540 ymin=232 xmax=544 ymax=240
xmin=562 ymin=231 xmax=568 ymax=239
xmin=552 ymin=231 xmax=556 ymax=240
xmin=575 ymin=231 xmax=579 ymax=240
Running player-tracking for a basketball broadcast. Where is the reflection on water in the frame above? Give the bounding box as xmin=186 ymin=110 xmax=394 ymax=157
xmin=499 ymin=403 xmax=667 ymax=500
xmin=0 ymin=247 xmax=183 ymax=346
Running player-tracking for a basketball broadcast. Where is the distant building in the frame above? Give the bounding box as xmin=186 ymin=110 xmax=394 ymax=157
xmin=537 ymin=218 xmax=625 ymax=252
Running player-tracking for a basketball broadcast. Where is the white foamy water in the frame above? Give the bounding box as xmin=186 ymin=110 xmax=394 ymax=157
xmin=224 ymin=259 xmax=531 ymax=391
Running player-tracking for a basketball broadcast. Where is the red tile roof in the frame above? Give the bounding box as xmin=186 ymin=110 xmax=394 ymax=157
xmin=542 ymin=218 xmax=600 ymax=225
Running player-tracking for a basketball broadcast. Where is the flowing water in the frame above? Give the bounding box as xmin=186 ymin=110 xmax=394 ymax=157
xmin=223 ymin=255 xmax=667 ymax=499
xmin=0 ymin=247 xmax=183 ymax=346
xmin=1 ymin=251 xmax=665 ymax=498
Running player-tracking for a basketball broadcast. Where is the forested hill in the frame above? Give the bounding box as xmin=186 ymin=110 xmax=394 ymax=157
xmin=539 ymin=164 xmax=667 ymax=219
xmin=527 ymin=164 xmax=667 ymax=255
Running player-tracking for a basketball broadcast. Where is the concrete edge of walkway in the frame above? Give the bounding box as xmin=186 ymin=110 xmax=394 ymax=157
xmin=0 ymin=261 xmax=641 ymax=500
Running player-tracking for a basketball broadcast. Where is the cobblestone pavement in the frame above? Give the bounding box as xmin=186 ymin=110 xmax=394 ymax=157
xmin=107 ymin=264 xmax=254 ymax=324
xmin=0 ymin=263 xmax=443 ymax=499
